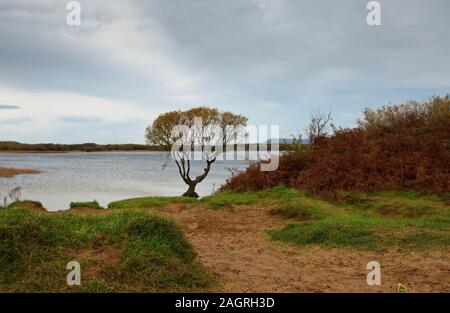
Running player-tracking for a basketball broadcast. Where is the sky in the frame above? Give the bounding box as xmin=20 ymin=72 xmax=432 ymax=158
xmin=0 ymin=0 xmax=449 ymax=144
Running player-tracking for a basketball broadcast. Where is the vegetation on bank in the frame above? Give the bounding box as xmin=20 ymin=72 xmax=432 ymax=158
xmin=0 ymin=167 xmax=42 ymax=178
xmin=109 ymin=196 xmax=198 ymax=210
xmin=70 ymin=201 xmax=104 ymax=210
xmin=111 ymin=187 xmax=450 ymax=252
xmin=221 ymin=96 xmax=450 ymax=197
xmin=0 ymin=207 xmax=213 ymax=292
xmin=0 ymin=187 xmax=448 ymax=291
xmin=267 ymin=190 xmax=450 ymax=251
xmin=0 ymin=141 xmax=163 ymax=153
xmin=0 ymin=141 xmax=291 ymax=154
xmin=5 ymin=200 xmax=45 ymax=211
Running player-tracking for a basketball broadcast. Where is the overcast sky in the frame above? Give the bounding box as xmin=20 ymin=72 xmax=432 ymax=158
xmin=0 ymin=0 xmax=449 ymax=144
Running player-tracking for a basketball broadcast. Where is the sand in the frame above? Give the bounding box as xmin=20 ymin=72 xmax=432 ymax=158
xmin=155 ymin=204 xmax=450 ymax=292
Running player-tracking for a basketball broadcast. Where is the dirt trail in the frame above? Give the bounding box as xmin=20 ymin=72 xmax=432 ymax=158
xmin=155 ymin=205 xmax=450 ymax=292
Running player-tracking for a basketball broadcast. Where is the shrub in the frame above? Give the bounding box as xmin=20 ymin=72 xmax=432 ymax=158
xmin=221 ymin=96 xmax=450 ymax=197
xmin=70 ymin=201 xmax=103 ymax=210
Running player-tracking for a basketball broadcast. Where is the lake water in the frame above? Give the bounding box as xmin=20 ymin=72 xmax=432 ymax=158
xmin=0 ymin=152 xmax=250 ymax=211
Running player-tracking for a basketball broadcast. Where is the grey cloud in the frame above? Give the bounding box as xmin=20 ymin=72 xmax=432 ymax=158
xmin=0 ymin=0 xmax=450 ymax=143
xmin=0 ymin=0 xmax=154 ymax=103
xmin=0 ymin=104 xmax=20 ymax=110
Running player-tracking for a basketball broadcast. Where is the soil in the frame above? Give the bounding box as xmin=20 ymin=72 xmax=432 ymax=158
xmin=154 ymin=204 xmax=450 ymax=292
xmin=71 ymin=246 xmax=122 ymax=280
xmin=376 ymin=206 xmax=400 ymax=216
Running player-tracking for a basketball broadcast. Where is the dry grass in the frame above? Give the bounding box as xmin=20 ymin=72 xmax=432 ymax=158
xmin=0 ymin=167 xmax=42 ymax=178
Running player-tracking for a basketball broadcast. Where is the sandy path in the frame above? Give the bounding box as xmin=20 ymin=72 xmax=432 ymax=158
xmin=155 ymin=205 xmax=450 ymax=292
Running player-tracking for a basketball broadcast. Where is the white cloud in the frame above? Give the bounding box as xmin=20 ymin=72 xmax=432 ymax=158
xmin=0 ymin=84 xmax=155 ymax=143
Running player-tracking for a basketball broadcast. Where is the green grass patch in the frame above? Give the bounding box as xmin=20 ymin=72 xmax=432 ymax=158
xmin=268 ymin=202 xmax=323 ymax=221
xmin=108 ymin=196 xmax=197 ymax=209
xmin=266 ymin=189 xmax=450 ymax=251
xmin=201 ymin=186 xmax=304 ymax=208
xmin=0 ymin=209 xmax=213 ymax=292
xmin=345 ymin=191 xmax=447 ymax=218
xmin=268 ymin=218 xmax=450 ymax=251
xmin=6 ymin=200 xmax=45 ymax=210
xmin=269 ymin=221 xmax=379 ymax=250
xmin=70 ymin=201 xmax=103 ymax=210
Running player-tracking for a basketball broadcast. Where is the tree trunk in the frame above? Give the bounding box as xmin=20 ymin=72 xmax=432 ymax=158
xmin=182 ymin=182 xmax=199 ymax=198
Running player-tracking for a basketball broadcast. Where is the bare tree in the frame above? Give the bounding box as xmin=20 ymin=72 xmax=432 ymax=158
xmin=305 ymin=109 xmax=332 ymax=144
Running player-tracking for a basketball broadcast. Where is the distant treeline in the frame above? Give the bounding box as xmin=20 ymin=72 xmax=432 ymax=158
xmin=0 ymin=141 xmax=163 ymax=152
xmin=0 ymin=141 xmax=296 ymax=153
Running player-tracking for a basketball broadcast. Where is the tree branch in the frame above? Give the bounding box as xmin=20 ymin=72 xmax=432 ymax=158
xmin=195 ymin=158 xmax=216 ymax=184
xmin=175 ymin=159 xmax=189 ymax=184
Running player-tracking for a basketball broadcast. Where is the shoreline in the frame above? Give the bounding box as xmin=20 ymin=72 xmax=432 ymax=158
xmin=0 ymin=150 xmax=166 ymax=154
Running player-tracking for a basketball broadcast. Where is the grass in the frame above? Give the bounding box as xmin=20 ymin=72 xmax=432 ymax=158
xmin=266 ymin=190 xmax=450 ymax=251
xmin=108 ymin=196 xmax=197 ymax=209
xmin=111 ymin=187 xmax=450 ymax=252
xmin=0 ymin=167 xmax=42 ymax=178
xmin=6 ymin=200 xmax=44 ymax=210
xmin=0 ymin=208 xmax=213 ymax=292
xmin=269 ymin=221 xmax=380 ymax=250
xmin=1 ymin=186 xmax=448 ymax=291
xmin=268 ymin=202 xmax=323 ymax=221
xmin=199 ymin=186 xmax=303 ymax=208
xmin=70 ymin=201 xmax=103 ymax=210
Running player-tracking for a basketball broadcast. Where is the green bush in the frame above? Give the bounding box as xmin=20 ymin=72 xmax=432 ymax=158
xmin=70 ymin=201 xmax=103 ymax=210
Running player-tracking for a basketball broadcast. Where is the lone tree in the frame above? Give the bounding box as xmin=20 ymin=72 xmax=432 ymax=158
xmin=305 ymin=109 xmax=332 ymax=144
xmin=145 ymin=107 xmax=247 ymax=197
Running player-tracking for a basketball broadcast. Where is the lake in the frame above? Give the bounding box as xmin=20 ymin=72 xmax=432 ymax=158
xmin=0 ymin=152 xmax=250 ymax=211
